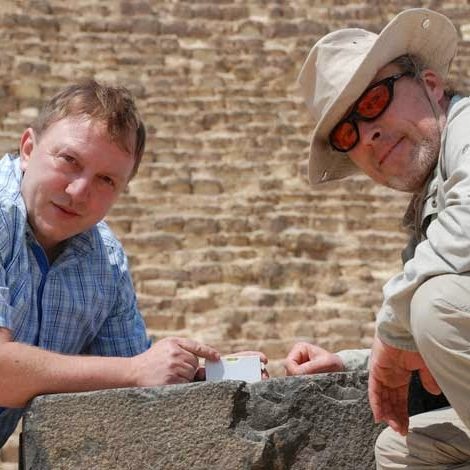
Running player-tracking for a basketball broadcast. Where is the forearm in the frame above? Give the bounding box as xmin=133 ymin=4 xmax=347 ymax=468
xmin=0 ymin=341 xmax=135 ymax=408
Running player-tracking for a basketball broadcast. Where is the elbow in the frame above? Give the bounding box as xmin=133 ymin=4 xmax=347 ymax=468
xmin=0 ymin=343 xmax=34 ymax=408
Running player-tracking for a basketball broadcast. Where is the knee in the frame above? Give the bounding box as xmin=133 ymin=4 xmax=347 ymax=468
xmin=375 ymin=426 xmax=405 ymax=469
xmin=410 ymin=276 xmax=443 ymax=340
xmin=410 ymin=274 xmax=470 ymax=350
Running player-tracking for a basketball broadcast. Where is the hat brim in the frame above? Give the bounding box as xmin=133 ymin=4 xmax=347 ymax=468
xmin=307 ymin=8 xmax=458 ymax=185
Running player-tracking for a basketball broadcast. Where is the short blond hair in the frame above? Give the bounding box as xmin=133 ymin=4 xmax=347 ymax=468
xmin=31 ymin=79 xmax=146 ymax=179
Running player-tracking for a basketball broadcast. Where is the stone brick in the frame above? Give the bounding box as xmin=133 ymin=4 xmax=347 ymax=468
xmin=174 ymin=288 xmax=217 ymax=313
xmin=141 ymin=279 xmax=177 ymax=297
xmin=131 ymin=17 xmax=161 ymax=35
xmin=120 ymin=0 xmax=154 ymax=15
xmin=190 ymin=264 xmax=223 ymax=284
xmin=123 ymin=233 xmax=182 ymax=252
xmin=315 ymin=319 xmax=362 ymax=340
xmin=295 ymin=232 xmax=336 ymax=260
xmin=9 ymin=82 xmax=42 ymax=99
xmin=265 ymin=21 xmax=300 ymax=38
xmin=17 ymin=61 xmax=51 ymax=75
xmin=192 ymin=179 xmax=224 ymax=194
xmin=143 ymin=311 xmax=185 ymax=330
xmin=164 ymin=178 xmax=192 ymax=194
xmin=160 ymin=20 xmax=188 ymax=35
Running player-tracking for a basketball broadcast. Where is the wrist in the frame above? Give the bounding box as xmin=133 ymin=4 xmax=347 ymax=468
xmin=127 ymin=355 xmax=141 ymax=387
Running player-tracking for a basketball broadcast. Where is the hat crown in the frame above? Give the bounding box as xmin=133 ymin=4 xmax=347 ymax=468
xmin=300 ymin=29 xmax=377 ymax=122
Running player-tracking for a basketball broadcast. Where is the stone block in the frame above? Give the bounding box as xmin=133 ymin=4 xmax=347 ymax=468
xmin=184 ymin=217 xmax=220 ymax=234
xmin=190 ymin=264 xmax=223 ymax=284
xmin=192 ymin=179 xmax=224 ymax=195
xmin=165 ymin=178 xmax=192 ymax=194
xmin=141 ymin=279 xmax=177 ymax=297
xmin=131 ymin=17 xmax=161 ymax=35
xmin=120 ymin=1 xmax=154 ymax=16
xmin=9 ymin=82 xmax=42 ymax=100
xmin=144 ymin=312 xmax=185 ymax=330
xmin=123 ymin=233 xmax=182 ymax=252
xmin=22 ymin=373 xmax=383 ymax=470
xmin=173 ymin=287 xmax=217 ymax=313
xmin=240 ymin=286 xmax=277 ymax=307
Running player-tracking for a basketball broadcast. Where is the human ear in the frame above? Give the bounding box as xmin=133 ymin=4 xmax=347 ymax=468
xmin=19 ymin=128 xmax=36 ymax=171
xmin=421 ymin=69 xmax=445 ymax=103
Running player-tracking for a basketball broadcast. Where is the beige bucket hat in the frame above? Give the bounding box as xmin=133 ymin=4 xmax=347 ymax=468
xmin=298 ymin=8 xmax=458 ymax=185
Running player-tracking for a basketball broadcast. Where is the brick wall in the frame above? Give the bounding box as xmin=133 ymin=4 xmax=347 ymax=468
xmin=1 ymin=0 xmax=469 ymax=377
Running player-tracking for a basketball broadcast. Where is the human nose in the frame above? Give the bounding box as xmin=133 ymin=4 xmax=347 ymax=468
xmin=65 ymin=176 xmax=91 ymax=202
xmin=358 ymin=120 xmax=383 ymax=147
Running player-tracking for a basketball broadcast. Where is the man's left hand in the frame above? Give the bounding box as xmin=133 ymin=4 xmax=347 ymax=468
xmin=368 ymin=335 xmax=441 ymax=436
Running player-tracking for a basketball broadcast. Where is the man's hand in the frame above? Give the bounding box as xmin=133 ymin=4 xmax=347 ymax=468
xmin=284 ymin=342 xmax=344 ymax=376
xmin=130 ymin=337 xmax=220 ymax=386
xmin=368 ymin=335 xmax=441 ymax=436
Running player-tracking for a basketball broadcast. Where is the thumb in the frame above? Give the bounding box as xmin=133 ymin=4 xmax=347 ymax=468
xmin=418 ymin=367 xmax=441 ymax=395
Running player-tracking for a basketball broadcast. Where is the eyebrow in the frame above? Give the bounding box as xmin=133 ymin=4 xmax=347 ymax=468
xmin=55 ymin=145 xmax=130 ymax=185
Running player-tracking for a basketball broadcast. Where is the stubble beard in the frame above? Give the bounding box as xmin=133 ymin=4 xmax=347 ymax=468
xmin=387 ymin=130 xmax=440 ymax=193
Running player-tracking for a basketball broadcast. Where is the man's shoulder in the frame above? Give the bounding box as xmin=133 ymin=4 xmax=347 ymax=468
xmin=446 ymin=96 xmax=470 ymax=124
xmin=0 ymin=154 xmax=24 ymax=211
xmin=93 ymin=221 xmax=127 ymax=267
xmin=95 ymin=221 xmax=122 ymax=249
xmin=0 ymin=156 xmax=26 ymax=234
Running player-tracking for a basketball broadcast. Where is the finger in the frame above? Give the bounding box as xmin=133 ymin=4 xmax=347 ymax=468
xmin=171 ymin=359 xmax=199 ymax=381
xmin=307 ymin=355 xmax=344 ymax=373
xmin=159 ymin=362 xmax=197 ymax=384
xmin=176 ymin=338 xmax=220 ymax=361
xmin=368 ymin=389 xmax=382 ymax=422
xmin=368 ymin=373 xmax=385 ymax=423
xmin=286 ymin=343 xmax=310 ymax=361
xmin=261 ymin=368 xmax=270 ymax=380
xmin=387 ymin=410 xmax=409 ymax=436
xmin=194 ymin=367 xmax=205 ymax=382
xmin=284 ymin=359 xmax=319 ymax=375
xmin=419 ymin=368 xmax=441 ymax=395
xmin=283 ymin=359 xmax=303 ymax=376
xmin=379 ymin=384 xmax=409 ymax=435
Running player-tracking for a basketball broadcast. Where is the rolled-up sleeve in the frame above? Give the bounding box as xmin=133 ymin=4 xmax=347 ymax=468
xmin=86 ymin=242 xmax=150 ymax=357
xmin=0 ymin=209 xmax=14 ymax=331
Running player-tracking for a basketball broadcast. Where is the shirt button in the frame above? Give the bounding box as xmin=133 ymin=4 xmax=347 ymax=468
xmin=431 ymin=199 xmax=437 ymax=208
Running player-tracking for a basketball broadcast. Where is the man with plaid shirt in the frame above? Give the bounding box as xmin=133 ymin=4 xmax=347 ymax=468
xmin=0 ymin=80 xmax=224 ymax=448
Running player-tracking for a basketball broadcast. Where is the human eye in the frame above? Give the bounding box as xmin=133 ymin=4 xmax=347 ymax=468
xmin=59 ymin=154 xmax=77 ymax=165
xmin=357 ymin=85 xmax=388 ymax=118
xmin=99 ymin=175 xmax=116 ymax=188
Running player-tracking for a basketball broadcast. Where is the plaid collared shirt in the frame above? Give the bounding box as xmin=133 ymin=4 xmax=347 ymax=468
xmin=0 ymin=154 xmax=150 ymax=447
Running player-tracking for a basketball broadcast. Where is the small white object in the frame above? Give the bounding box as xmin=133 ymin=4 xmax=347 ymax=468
xmin=205 ymin=356 xmax=262 ymax=383
xmin=422 ymin=18 xmax=430 ymax=29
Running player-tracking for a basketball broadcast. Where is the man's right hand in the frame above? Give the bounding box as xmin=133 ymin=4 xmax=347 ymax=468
xmin=130 ymin=337 xmax=220 ymax=386
xmin=284 ymin=342 xmax=344 ymax=376
xmin=368 ymin=335 xmax=441 ymax=436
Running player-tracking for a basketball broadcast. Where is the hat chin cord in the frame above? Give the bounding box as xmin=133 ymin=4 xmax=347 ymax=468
xmin=418 ymin=75 xmax=447 ymax=135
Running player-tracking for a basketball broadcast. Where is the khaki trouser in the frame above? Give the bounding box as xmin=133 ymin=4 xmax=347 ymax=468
xmin=376 ymin=274 xmax=470 ymax=469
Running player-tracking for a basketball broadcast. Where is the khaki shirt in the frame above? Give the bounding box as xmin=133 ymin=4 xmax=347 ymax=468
xmin=377 ymin=96 xmax=470 ymax=350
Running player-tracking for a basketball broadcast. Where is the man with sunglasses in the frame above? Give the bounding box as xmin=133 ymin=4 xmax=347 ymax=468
xmin=298 ymin=8 xmax=470 ymax=469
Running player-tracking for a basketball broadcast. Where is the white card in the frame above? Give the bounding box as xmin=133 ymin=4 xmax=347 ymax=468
xmin=205 ymin=356 xmax=262 ymax=383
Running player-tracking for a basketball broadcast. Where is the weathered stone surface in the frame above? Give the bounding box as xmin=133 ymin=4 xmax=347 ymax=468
xmin=22 ymin=372 xmax=382 ymax=470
